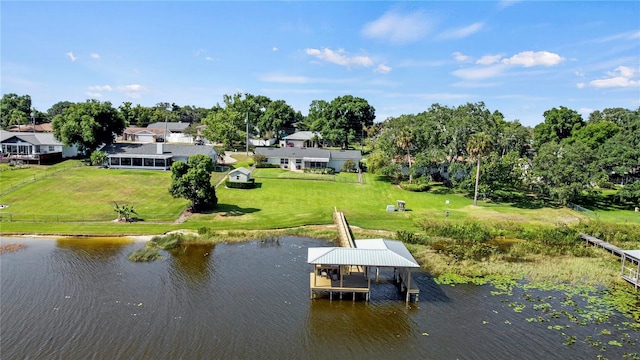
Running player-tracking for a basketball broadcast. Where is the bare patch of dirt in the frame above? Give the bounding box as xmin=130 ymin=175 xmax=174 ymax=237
xmin=175 ymin=209 xmax=192 ymax=224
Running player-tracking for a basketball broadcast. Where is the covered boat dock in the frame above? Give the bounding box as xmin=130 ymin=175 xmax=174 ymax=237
xmin=308 ymin=238 xmax=420 ymax=303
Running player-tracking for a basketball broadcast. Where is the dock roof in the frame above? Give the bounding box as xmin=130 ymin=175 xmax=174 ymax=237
xmin=307 ymin=239 xmax=419 ymax=268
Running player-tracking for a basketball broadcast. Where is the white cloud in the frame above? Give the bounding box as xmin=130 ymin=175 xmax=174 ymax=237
xmin=305 ymin=48 xmax=373 ymax=67
xmin=502 ymin=51 xmax=564 ymax=67
xmin=66 ymin=52 xmax=77 ymax=62
xmin=205 ymin=56 xmax=213 ymax=61
xmin=193 ymin=49 xmax=206 ymax=57
xmin=589 ymin=66 xmax=639 ymax=88
xmin=272 ymin=46 xmax=278 ymax=52
xmin=476 ymin=54 xmax=502 ymax=65
xmin=437 ymin=22 xmax=484 ymax=40
xmin=361 ymin=10 xmax=433 ymax=45
xmin=576 ymin=82 xmax=586 ymax=89
xmin=88 ymin=85 xmax=113 ymax=91
xmin=452 ymin=64 xmax=507 ymax=80
xmin=452 ymin=51 xmax=472 ymax=63
xmin=86 ymin=84 xmax=148 ymax=99
xmin=375 ymin=64 xmax=392 ymax=74
xmin=86 ymin=92 xmax=102 ymax=98
xmin=90 ymin=53 xmax=100 ymax=59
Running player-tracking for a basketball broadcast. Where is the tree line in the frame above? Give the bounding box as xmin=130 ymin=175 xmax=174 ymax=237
xmin=2 ymin=92 xmax=639 ymax=207
xmin=368 ymin=102 xmax=640 ymax=207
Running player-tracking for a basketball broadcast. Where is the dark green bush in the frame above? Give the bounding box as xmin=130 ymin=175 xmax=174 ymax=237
xmin=225 ymin=180 xmax=256 ymax=189
xmin=418 ymin=219 xmax=491 ymax=243
xmin=399 ymin=182 xmax=431 ymax=192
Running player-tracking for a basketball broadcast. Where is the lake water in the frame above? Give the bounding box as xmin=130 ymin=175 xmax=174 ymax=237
xmin=1 ymin=236 xmax=637 ymax=359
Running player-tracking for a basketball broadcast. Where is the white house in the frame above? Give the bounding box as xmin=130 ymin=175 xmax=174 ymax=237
xmin=279 ymin=131 xmax=321 ymax=148
xmin=147 ymin=122 xmax=193 ymax=143
xmin=103 ymin=143 xmax=217 ymax=170
xmin=0 ymin=130 xmax=78 ymax=164
xmin=122 ymin=127 xmax=166 ymax=143
xmin=254 ymin=147 xmax=361 ymax=172
xmin=228 ymin=167 xmax=252 ymax=183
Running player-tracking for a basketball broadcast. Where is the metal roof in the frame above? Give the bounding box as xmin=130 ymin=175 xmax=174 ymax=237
xmin=254 ymin=147 xmax=361 ymax=161
xmin=229 ymin=167 xmax=251 ymax=175
xmin=308 ymin=239 xmax=419 ymax=268
xmin=1 ymin=130 xmax=62 ymax=146
xmin=282 ymin=131 xmax=321 ymax=141
xmin=104 ymin=143 xmax=216 ymax=158
xmin=622 ymin=250 xmax=640 ymax=260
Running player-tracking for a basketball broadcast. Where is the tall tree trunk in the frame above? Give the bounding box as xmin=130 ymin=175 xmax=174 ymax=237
xmin=407 ymin=149 xmax=412 ymax=183
xmin=474 ymin=156 xmax=481 ymax=206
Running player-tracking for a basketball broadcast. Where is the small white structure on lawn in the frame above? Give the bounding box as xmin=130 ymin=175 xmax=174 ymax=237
xmin=228 ymin=167 xmax=252 ymax=183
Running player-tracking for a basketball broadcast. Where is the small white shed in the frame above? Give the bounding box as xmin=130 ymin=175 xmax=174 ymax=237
xmin=228 ymin=167 xmax=252 ymax=183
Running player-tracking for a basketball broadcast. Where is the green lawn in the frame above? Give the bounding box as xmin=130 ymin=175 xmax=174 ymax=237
xmin=1 ymin=164 xmax=635 ymax=236
xmin=0 ymin=160 xmax=83 ymax=194
xmin=0 ymin=164 xmax=188 ymax=222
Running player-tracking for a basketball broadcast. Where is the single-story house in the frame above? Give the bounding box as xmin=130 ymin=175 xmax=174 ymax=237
xmin=147 ymin=122 xmax=193 ymax=143
xmin=228 ymin=167 xmax=252 ymax=183
xmin=250 ymin=134 xmax=277 ymax=147
xmin=103 ymin=142 xmax=217 ymax=170
xmin=0 ymin=130 xmax=78 ymax=164
xmin=254 ymin=147 xmax=361 ymax=172
xmin=280 ymin=131 xmax=321 ymax=148
xmin=121 ymin=127 xmax=166 ymax=143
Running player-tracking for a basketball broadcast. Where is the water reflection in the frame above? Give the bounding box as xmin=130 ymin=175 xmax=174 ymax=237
xmin=168 ymin=243 xmax=216 ymax=287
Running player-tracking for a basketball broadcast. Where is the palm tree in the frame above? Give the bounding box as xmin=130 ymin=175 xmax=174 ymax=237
xmin=396 ymin=129 xmax=415 ymax=182
xmin=466 ymin=132 xmax=493 ymax=206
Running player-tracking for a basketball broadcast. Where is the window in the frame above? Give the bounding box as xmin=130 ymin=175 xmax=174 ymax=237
xmin=144 ymin=158 xmax=154 ymax=167
xmin=49 ymin=146 xmax=55 ymax=152
xmin=280 ymin=158 xmax=287 ymax=165
xmin=121 ymin=157 xmax=132 ymax=166
xmin=110 ymin=157 xmax=120 ymax=166
xmin=155 ymin=159 xmax=166 ymax=167
xmin=132 ymin=158 xmax=142 ymax=167
xmin=236 ymin=176 xmax=240 ymax=180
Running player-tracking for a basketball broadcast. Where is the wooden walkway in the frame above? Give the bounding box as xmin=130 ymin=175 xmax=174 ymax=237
xmin=333 ymin=208 xmax=355 ymax=248
xmin=581 ymin=233 xmax=639 ymax=289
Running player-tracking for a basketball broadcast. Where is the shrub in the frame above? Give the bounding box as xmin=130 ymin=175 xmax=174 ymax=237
xmin=128 ymin=248 xmax=161 ymax=262
xmin=255 ymin=163 xmax=278 ymax=168
xmin=399 ymin=182 xmax=431 ymax=192
xmin=147 ymin=233 xmax=184 ymax=250
xmin=225 ymin=180 xmax=256 ymax=189
xmin=341 ymin=160 xmax=357 ymax=173
xmin=303 ymin=167 xmax=335 ymax=175
xmin=253 ymin=154 xmax=268 ymax=167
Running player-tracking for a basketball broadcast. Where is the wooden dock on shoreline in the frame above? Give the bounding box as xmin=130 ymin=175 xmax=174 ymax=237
xmin=581 ymin=233 xmax=639 ymax=289
xmin=307 ymin=210 xmax=420 ymax=303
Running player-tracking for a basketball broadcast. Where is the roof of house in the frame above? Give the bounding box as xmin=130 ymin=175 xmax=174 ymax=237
xmin=0 ymin=130 xmax=63 ymax=146
xmin=7 ymin=123 xmax=53 ymax=132
xmin=282 ymin=131 xmax=321 ymax=141
xmin=147 ymin=122 xmax=190 ymax=132
xmin=229 ymin=167 xmax=251 ymax=176
xmin=104 ymin=143 xmax=216 ymax=158
xmin=123 ymin=127 xmax=165 ymax=135
xmin=254 ymin=147 xmax=361 ymax=160
xmin=307 ymin=239 xmax=419 ymax=268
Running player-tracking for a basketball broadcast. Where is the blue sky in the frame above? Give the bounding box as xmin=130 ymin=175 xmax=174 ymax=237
xmin=2 ymin=1 xmax=639 ymax=127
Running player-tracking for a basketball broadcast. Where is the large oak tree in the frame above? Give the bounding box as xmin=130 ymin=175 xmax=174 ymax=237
xmin=52 ymin=99 xmax=125 ymax=153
